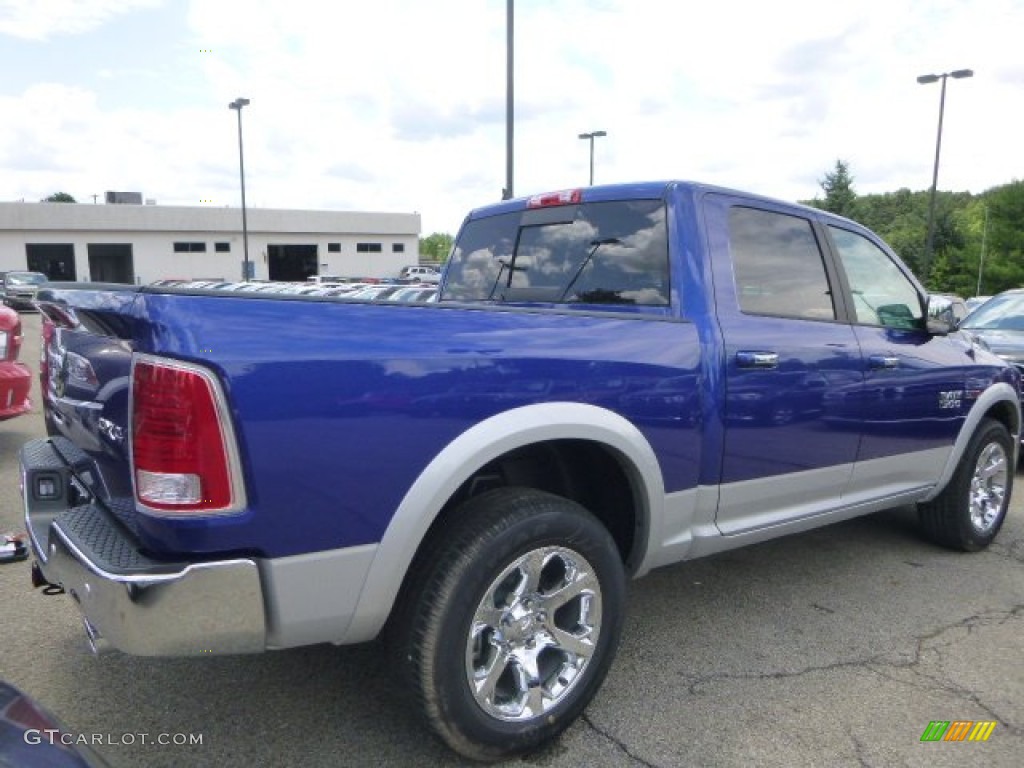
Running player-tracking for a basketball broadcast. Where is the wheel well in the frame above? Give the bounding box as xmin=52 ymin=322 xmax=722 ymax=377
xmin=424 ymin=439 xmax=642 ymax=570
xmin=985 ymin=399 xmax=1020 ymax=440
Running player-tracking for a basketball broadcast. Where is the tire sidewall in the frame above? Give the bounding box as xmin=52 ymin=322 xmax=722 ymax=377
xmin=427 ymin=501 xmax=625 ymax=756
xmin=957 ymin=420 xmax=1014 ymax=550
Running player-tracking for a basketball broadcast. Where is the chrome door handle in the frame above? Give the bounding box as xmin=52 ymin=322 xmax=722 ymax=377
xmin=736 ymin=351 xmax=779 ymax=369
xmin=869 ymin=355 xmax=900 ymax=369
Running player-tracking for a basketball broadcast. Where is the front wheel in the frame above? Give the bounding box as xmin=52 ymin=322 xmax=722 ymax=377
xmin=390 ymin=487 xmax=626 ymax=762
xmin=919 ymin=418 xmax=1014 ymax=551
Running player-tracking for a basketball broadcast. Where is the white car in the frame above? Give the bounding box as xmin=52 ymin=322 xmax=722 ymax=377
xmin=399 ymin=266 xmax=441 ymax=284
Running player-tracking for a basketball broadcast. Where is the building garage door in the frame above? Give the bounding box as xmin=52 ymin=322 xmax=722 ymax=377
xmin=87 ymin=244 xmax=134 ymax=284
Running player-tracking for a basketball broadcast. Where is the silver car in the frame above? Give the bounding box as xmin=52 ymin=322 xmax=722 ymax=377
xmin=959 ymin=289 xmax=1024 ymax=371
xmin=1 ymin=270 xmax=48 ymax=310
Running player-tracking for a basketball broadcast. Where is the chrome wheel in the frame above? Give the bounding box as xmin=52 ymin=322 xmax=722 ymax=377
xmin=465 ymin=545 xmax=602 ymax=721
xmin=393 ymin=487 xmax=625 ymax=760
xmin=969 ymin=441 xmax=1008 ymax=533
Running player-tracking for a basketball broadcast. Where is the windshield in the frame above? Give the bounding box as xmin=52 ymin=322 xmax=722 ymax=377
xmin=442 ymin=199 xmax=669 ymax=306
xmin=961 ymin=292 xmax=1024 ymax=331
xmin=6 ymin=271 xmax=48 ymax=285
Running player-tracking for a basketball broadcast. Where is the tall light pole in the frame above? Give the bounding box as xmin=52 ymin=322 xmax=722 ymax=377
xmin=503 ymin=0 xmax=514 ymax=200
xmin=578 ymin=130 xmax=607 ymax=186
xmin=917 ymin=69 xmax=972 ymax=274
xmin=229 ymin=97 xmax=251 ymax=280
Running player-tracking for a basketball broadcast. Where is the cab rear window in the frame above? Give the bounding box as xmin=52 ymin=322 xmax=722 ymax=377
xmin=442 ymin=199 xmax=669 ymax=306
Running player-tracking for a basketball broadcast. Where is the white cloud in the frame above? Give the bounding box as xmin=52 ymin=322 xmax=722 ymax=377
xmin=0 ymin=0 xmax=1021 ymax=234
xmin=0 ymin=0 xmax=161 ymax=41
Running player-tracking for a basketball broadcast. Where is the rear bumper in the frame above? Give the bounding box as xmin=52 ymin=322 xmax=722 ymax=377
xmin=0 ymin=361 xmax=31 ymax=420
xmin=21 ymin=437 xmax=266 ymax=655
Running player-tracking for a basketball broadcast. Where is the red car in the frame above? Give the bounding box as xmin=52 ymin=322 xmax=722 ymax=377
xmin=0 ymin=304 xmax=31 ymax=420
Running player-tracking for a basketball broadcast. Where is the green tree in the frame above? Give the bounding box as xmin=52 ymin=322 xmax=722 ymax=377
xmin=41 ymin=192 xmax=76 ymax=203
xmin=814 ymin=160 xmax=857 ymax=217
xmin=805 ymin=161 xmax=1024 ymax=296
xmin=976 ymin=180 xmax=1024 ymax=295
xmin=420 ymin=232 xmax=454 ymax=264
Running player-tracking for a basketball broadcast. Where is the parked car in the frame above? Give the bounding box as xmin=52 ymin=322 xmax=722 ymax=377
xmin=965 ymin=295 xmax=993 ymax=313
xmin=0 ymin=304 xmax=32 ymax=420
xmin=306 ymin=274 xmax=345 ymax=284
xmin=0 ymin=679 xmax=108 ymax=766
xmin=345 ymin=284 xmax=406 ymax=300
xmin=1 ymin=270 xmax=48 ymax=310
xmin=398 ymin=265 xmax=441 ymax=283
xmin=959 ymin=288 xmax=1024 ymax=369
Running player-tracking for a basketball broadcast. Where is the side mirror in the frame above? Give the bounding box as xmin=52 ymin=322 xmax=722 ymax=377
xmin=926 ymin=295 xmax=955 ymax=336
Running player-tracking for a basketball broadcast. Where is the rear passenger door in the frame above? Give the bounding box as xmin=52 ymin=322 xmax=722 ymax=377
xmin=704 ymin=195 xmax=864 ymax=534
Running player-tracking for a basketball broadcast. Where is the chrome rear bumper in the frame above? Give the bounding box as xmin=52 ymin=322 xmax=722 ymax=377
xmin=21 ymin=437 xmax=266 ymax=656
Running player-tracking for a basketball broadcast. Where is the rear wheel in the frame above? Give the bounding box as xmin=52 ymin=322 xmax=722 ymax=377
xmin=919 ymin=418 xmax=1013 ymax=551
xmin=391 ymin=487 xmax=626 ymax=761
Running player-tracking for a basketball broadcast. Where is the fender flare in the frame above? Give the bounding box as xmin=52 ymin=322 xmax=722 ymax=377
xmin=921 ymin=381 xmax=1021 ymax=502
xmin=342 ymin=402 xmax=665 ymax=643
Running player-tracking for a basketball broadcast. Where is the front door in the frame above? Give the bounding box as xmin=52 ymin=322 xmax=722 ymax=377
xmin=825 ymin=224 xmax=972 ymax=495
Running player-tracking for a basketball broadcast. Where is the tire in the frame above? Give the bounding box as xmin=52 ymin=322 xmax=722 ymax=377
xmin=919 ymin=418 xmax=1014 ymax=551
xmin=390 ymin=487 xmax=626 ymax=762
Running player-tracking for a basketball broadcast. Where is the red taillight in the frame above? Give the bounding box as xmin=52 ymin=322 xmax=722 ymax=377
xmin=10 ymin=317 xmax=22 ymax=361
xmin=527 ymin=189 xmax=582 ymax=208
xmin=131 ymin=357 xmax=241 ymax=514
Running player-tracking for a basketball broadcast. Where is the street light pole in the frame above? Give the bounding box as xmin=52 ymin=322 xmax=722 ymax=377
xmin=578 ymin=130 xmax=607 ymax=186
xmin=917 ymin=69 xmax=972 ymax=275
xmin=503 ymin=0 xmax=514 ymax=200
xmin=229 ymin=97 xmax=251 ymax=281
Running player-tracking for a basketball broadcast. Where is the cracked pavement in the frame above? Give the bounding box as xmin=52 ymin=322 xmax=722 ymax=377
xmin=2 ymin=314 xmax=1022 ymax=767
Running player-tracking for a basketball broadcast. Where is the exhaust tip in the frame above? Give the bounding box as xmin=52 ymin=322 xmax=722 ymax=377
xmin=82 ymin=617 xmax=112 ymax=655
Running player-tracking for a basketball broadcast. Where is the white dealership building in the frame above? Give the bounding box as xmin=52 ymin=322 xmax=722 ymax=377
xmin=0 ymin=199 xmax=421 ymax=284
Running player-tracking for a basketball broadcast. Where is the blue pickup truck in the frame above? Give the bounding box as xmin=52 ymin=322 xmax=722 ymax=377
xmin=20 ymin=181 xmax=1020 ymax=761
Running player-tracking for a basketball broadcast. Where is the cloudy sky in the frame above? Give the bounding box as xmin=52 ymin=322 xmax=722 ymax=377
xmin=1 ymin=0 xmax=1021 ymax=236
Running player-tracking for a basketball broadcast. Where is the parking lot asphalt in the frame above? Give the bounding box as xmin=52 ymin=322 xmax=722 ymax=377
xmin=1 ymin=312 xmax=1022 ymax=768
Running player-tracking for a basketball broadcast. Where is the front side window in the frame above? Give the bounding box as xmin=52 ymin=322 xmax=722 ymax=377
xmin=829 ymin=226 xmax=923 ymax=330
xmin=729 ymin=207 xmax=836 ymax=321
xmin=442 ymin=199 xmax=669 ymax=306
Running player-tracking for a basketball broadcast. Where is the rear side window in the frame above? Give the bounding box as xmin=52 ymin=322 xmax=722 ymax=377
xmin=442 ymin=199 xmax=669 ymax=306
xmin=729 ymin=207 xmax=836 ymax=321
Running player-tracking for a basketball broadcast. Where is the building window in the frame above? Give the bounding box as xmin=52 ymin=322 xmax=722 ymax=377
xmin=173 ymin=242 xmax=206 ymax=253
xmin=392 ymin=243 xmax=405 ymax=253
xmin=328 ymin=243 xmax=341 ymax=253
xmin=356 ymin=242 xmax=382 ymax=253
xmin=215 ymin=242 xmax=230 ymax=253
